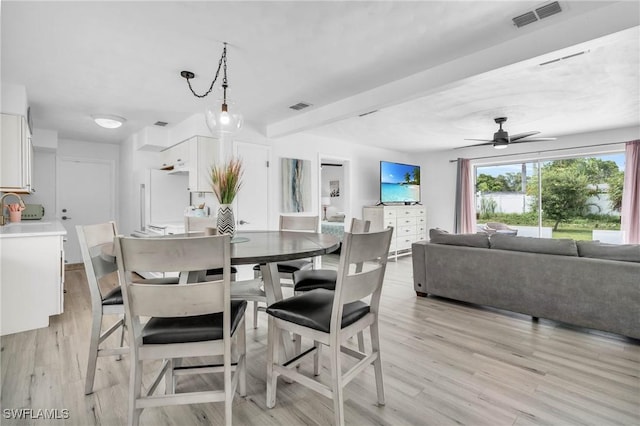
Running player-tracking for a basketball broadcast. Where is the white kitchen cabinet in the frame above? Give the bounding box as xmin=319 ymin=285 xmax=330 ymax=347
xmin=1 ymin=113 xmax=33 ymax=193
xmin=0 ymin=221 xmax=66 ymax=336
xmin=158 ymin=136 xmax=219 ymax=192
xmin=363 ymin=204 xmax=426 ymax=260
xmin=187 ymin=136 xmax=218 ymax=192
xmin=160 ymin=139 xmax=190 ymax=171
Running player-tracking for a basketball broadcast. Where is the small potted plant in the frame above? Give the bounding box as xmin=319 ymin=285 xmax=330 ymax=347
xmin=210 ymin=157 xmax=243 ymax=236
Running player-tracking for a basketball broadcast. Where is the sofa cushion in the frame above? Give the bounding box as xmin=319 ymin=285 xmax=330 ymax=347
xmin=490 ymin=233 xmax=578 ymax=256
xmin=429 ymin=228 xmax=490 ymax=248
xmin=577 ymin=241 xmax=640 ymax=263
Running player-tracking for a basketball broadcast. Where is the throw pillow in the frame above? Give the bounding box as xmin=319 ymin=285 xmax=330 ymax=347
xmin=576 ymin=241 xmax=640 ymax=263
xmin=490 ymin=233 xmax=578 ymax=256
xmin=428 ymin=228 xmax=490 ymax=248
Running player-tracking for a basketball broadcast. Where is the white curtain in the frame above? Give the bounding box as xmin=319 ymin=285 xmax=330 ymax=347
xmin=454 ymin=158 xmax=477 ymax=234
xmin=621 ymin=140 xmax=640 ymax=244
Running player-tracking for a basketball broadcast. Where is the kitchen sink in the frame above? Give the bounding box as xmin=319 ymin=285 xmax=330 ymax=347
xmin=8 ymin=221 xmax=51 ymax=226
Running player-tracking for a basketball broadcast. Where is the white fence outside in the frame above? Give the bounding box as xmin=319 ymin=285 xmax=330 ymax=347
xmin=477 ymin=192 xmax=620 ymax=216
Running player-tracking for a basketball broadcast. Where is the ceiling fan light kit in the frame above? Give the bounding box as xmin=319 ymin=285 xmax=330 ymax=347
xmin=180 ymin=42 xmax=243 ymax=137
xmin=460 ymin=116 xmax=556 ymax=150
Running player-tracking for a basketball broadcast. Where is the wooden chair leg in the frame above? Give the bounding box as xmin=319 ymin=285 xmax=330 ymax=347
xmin=129 ymin=357 xmax=143 ymax=426
xmin=253 ymin=301 xmax=258 ymax=329
xmin=357 ymin=331 xmax=365 ymax=353
xmin=266 ymin=317 xmax=280 ymax=409
xmin=84 ymin=313 xmax=102 ymax=395
xmin=238 ymin=319 xmax=247 ymax=397
xmin=224 ymin=355 xmax=232 ymax=426
xmin=313 ymin=341 xmax=322 ymax=376
xmin=330 ymin=342 xmax=345 ymax=426
xmin=117 ymin=316 xmax=126 ymax=361
xmin=370 ymin=321 xmax=385 ymax=406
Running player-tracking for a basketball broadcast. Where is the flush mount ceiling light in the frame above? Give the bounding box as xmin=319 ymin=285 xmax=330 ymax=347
xmin=92 ymin=114 xmax=125 ymax=129
xmin=180 ymin=42 xmax=242 ymax=137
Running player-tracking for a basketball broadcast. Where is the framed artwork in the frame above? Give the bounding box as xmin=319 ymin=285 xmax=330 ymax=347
xmin=281 ymin=158 xmax=312 ymax=212
xmin=330 ymin=180 xmax=340 ymax=197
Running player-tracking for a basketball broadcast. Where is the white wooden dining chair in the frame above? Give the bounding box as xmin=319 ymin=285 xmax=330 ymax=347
xmin=114 ymin=234 xmax=247 ymax=426
xmin=184 ymin=215 xmax=264 ymax=328
xmin=253 ymin=215 xmax=320 ymax=282
xmin=265 ymin=227 xmax=393 ymax=426
xmin=292 ymin=218 xmax=371 ymax=355
xmin=77 ymin=221 xmax=128 ymax=395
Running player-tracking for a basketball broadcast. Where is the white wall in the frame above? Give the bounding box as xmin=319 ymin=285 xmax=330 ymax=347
xmin=1 ymin=82 xmax=28 ymax=116
xmin=21 ymin=149 xmax=56 ymax=218
xmin=419 ymin=125 xmax=640 ymax=233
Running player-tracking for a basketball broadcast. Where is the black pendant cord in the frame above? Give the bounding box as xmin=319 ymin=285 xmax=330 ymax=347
xmin=181 ymin=43 xmax=227 ymax=99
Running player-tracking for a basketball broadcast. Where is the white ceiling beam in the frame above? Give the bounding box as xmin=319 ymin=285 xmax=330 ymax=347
xmin=266 ymin=2 xmax=639 ymax=139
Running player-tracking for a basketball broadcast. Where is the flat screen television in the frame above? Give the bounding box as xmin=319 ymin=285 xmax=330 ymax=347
xmin=380 ymin=161 xmax=421 ymax=204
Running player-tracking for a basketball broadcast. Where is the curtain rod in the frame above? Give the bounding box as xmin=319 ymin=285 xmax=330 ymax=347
xmin=448 ymin=141 xmax=627 ymax=163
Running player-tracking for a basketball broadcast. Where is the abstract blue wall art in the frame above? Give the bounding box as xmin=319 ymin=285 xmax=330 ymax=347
xmin=281 ymin=158 xmax=312 ymax=212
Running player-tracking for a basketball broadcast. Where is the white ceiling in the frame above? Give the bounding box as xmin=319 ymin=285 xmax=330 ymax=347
xmin=2 ymin=1 xmax=638 ymax=152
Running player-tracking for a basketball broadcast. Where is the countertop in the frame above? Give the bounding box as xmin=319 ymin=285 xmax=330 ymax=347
xmin=0 ymin=219 xmax=67 ymax=238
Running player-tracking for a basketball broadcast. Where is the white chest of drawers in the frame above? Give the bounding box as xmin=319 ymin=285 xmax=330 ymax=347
xmin=362 ymin=205 xmax=426 ymax=259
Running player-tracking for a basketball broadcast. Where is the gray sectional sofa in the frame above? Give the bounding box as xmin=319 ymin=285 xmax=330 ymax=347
xmin=412 ymin=230 xmax=640 ymax=339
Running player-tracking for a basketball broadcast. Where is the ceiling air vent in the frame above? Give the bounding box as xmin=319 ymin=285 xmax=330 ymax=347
xmin=154 ymin=121 xmax=168 ymax=127
xmin=513 ymin=1 xmax=562 ymax=28
xmin=289 ymin=102 xmax=312 ymax=111
xmin=536 ymin=1 xmax=562 ymax=19
xmin=513 ymin=11 xmax=538 ymax=28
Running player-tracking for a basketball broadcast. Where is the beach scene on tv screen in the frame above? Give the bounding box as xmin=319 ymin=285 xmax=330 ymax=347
xmin=381 ymin=162 xmax=420 ymax=202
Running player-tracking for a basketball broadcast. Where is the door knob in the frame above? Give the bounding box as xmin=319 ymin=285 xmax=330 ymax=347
xmin=61 ymin=216 xmax=72 ymax=220
xmin=239 ymin=220 xmax=250 ymax=225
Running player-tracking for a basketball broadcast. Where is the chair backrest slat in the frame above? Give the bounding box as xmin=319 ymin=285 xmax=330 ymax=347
xmin=341 ymin=268 xmax=385 ymax=304
xmin=341 ymin=231 xmax=391 ymax=265
xmin=119 ymin=236 xmax=226 ymax=273
xmin=128 ymin=280 xmax=225 ymax=317
xmin=349 ymin=218 xmax=371 ymax=234
xmin=280 ymin=215 xmax=318 ymax=232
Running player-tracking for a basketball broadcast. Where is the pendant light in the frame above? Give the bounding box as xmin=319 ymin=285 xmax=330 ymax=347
xmin=180 ymin=42 xmax=243 ymax=137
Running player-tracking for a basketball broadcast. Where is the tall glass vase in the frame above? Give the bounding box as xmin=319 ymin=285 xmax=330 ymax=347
xmin=216 ymin=204 xmax=236 ymax=237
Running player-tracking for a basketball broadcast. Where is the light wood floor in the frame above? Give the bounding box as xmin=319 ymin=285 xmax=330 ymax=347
xmin=1 ymin=255 xmax=639 ymax=425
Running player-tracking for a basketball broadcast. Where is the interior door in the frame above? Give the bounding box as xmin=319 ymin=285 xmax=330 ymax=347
xmin=57 ymin=157 xmax=115 ymax=264
xmin=234 ymin=142 xmax=269 ymax=231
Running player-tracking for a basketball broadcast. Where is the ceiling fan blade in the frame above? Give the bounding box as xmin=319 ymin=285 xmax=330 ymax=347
xmin=455 ymin=141 xmax=496 ymax=149
xmin=463 ymin=138 xmax=493 ymax=142
xmin=510 ymin=137 xmax=557 ymax=144
xmin=510 ymin=131 xmax=540 ymax=141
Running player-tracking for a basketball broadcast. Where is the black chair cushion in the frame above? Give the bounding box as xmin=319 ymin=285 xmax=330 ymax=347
xmin=253 ymin=259 xmax=313 ymax=274
xmin=142 ymin=300 xmax=248 ymax=344
xmin=102 ymin=287 xmax=123 ymax=306
xmin=206 ymin=266 xmax=238 ymax=276
xmin=266 ymin=289 xmax=369 ymax=333
xmin=293 ymin=269 xmax=337 ymax=292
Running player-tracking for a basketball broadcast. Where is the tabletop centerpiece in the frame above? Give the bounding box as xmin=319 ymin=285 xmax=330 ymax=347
xmin=210 ymin=157 xmax=243 ymax=237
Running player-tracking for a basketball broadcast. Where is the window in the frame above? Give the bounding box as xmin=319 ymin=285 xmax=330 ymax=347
xmin=475 ymin=153 xmax=624 ymax=243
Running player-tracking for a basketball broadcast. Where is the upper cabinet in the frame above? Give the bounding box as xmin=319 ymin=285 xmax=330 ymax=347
xmin=187 ymin=136 xmax=218 ymax=193
xmin=1 ymin=113 xmax=33 ymax=193
xmin=159 ymin=136 xmax=218 ymax=192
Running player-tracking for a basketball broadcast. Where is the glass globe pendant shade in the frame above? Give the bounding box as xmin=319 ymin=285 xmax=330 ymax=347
xmin=205 ymin=101 xmax=243 ymax=136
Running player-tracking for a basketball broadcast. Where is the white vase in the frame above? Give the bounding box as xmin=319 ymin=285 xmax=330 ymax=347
xmin=217 ymin=204 xmax=235 ymax=237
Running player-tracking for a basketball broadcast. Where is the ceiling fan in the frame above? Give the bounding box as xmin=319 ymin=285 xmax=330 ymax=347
xmin=459 ymin=117 xmax=556 ymax=149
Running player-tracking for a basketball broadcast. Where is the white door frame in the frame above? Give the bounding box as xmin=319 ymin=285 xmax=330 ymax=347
xmin=317 ymin=153 xmax=352 ymax=226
